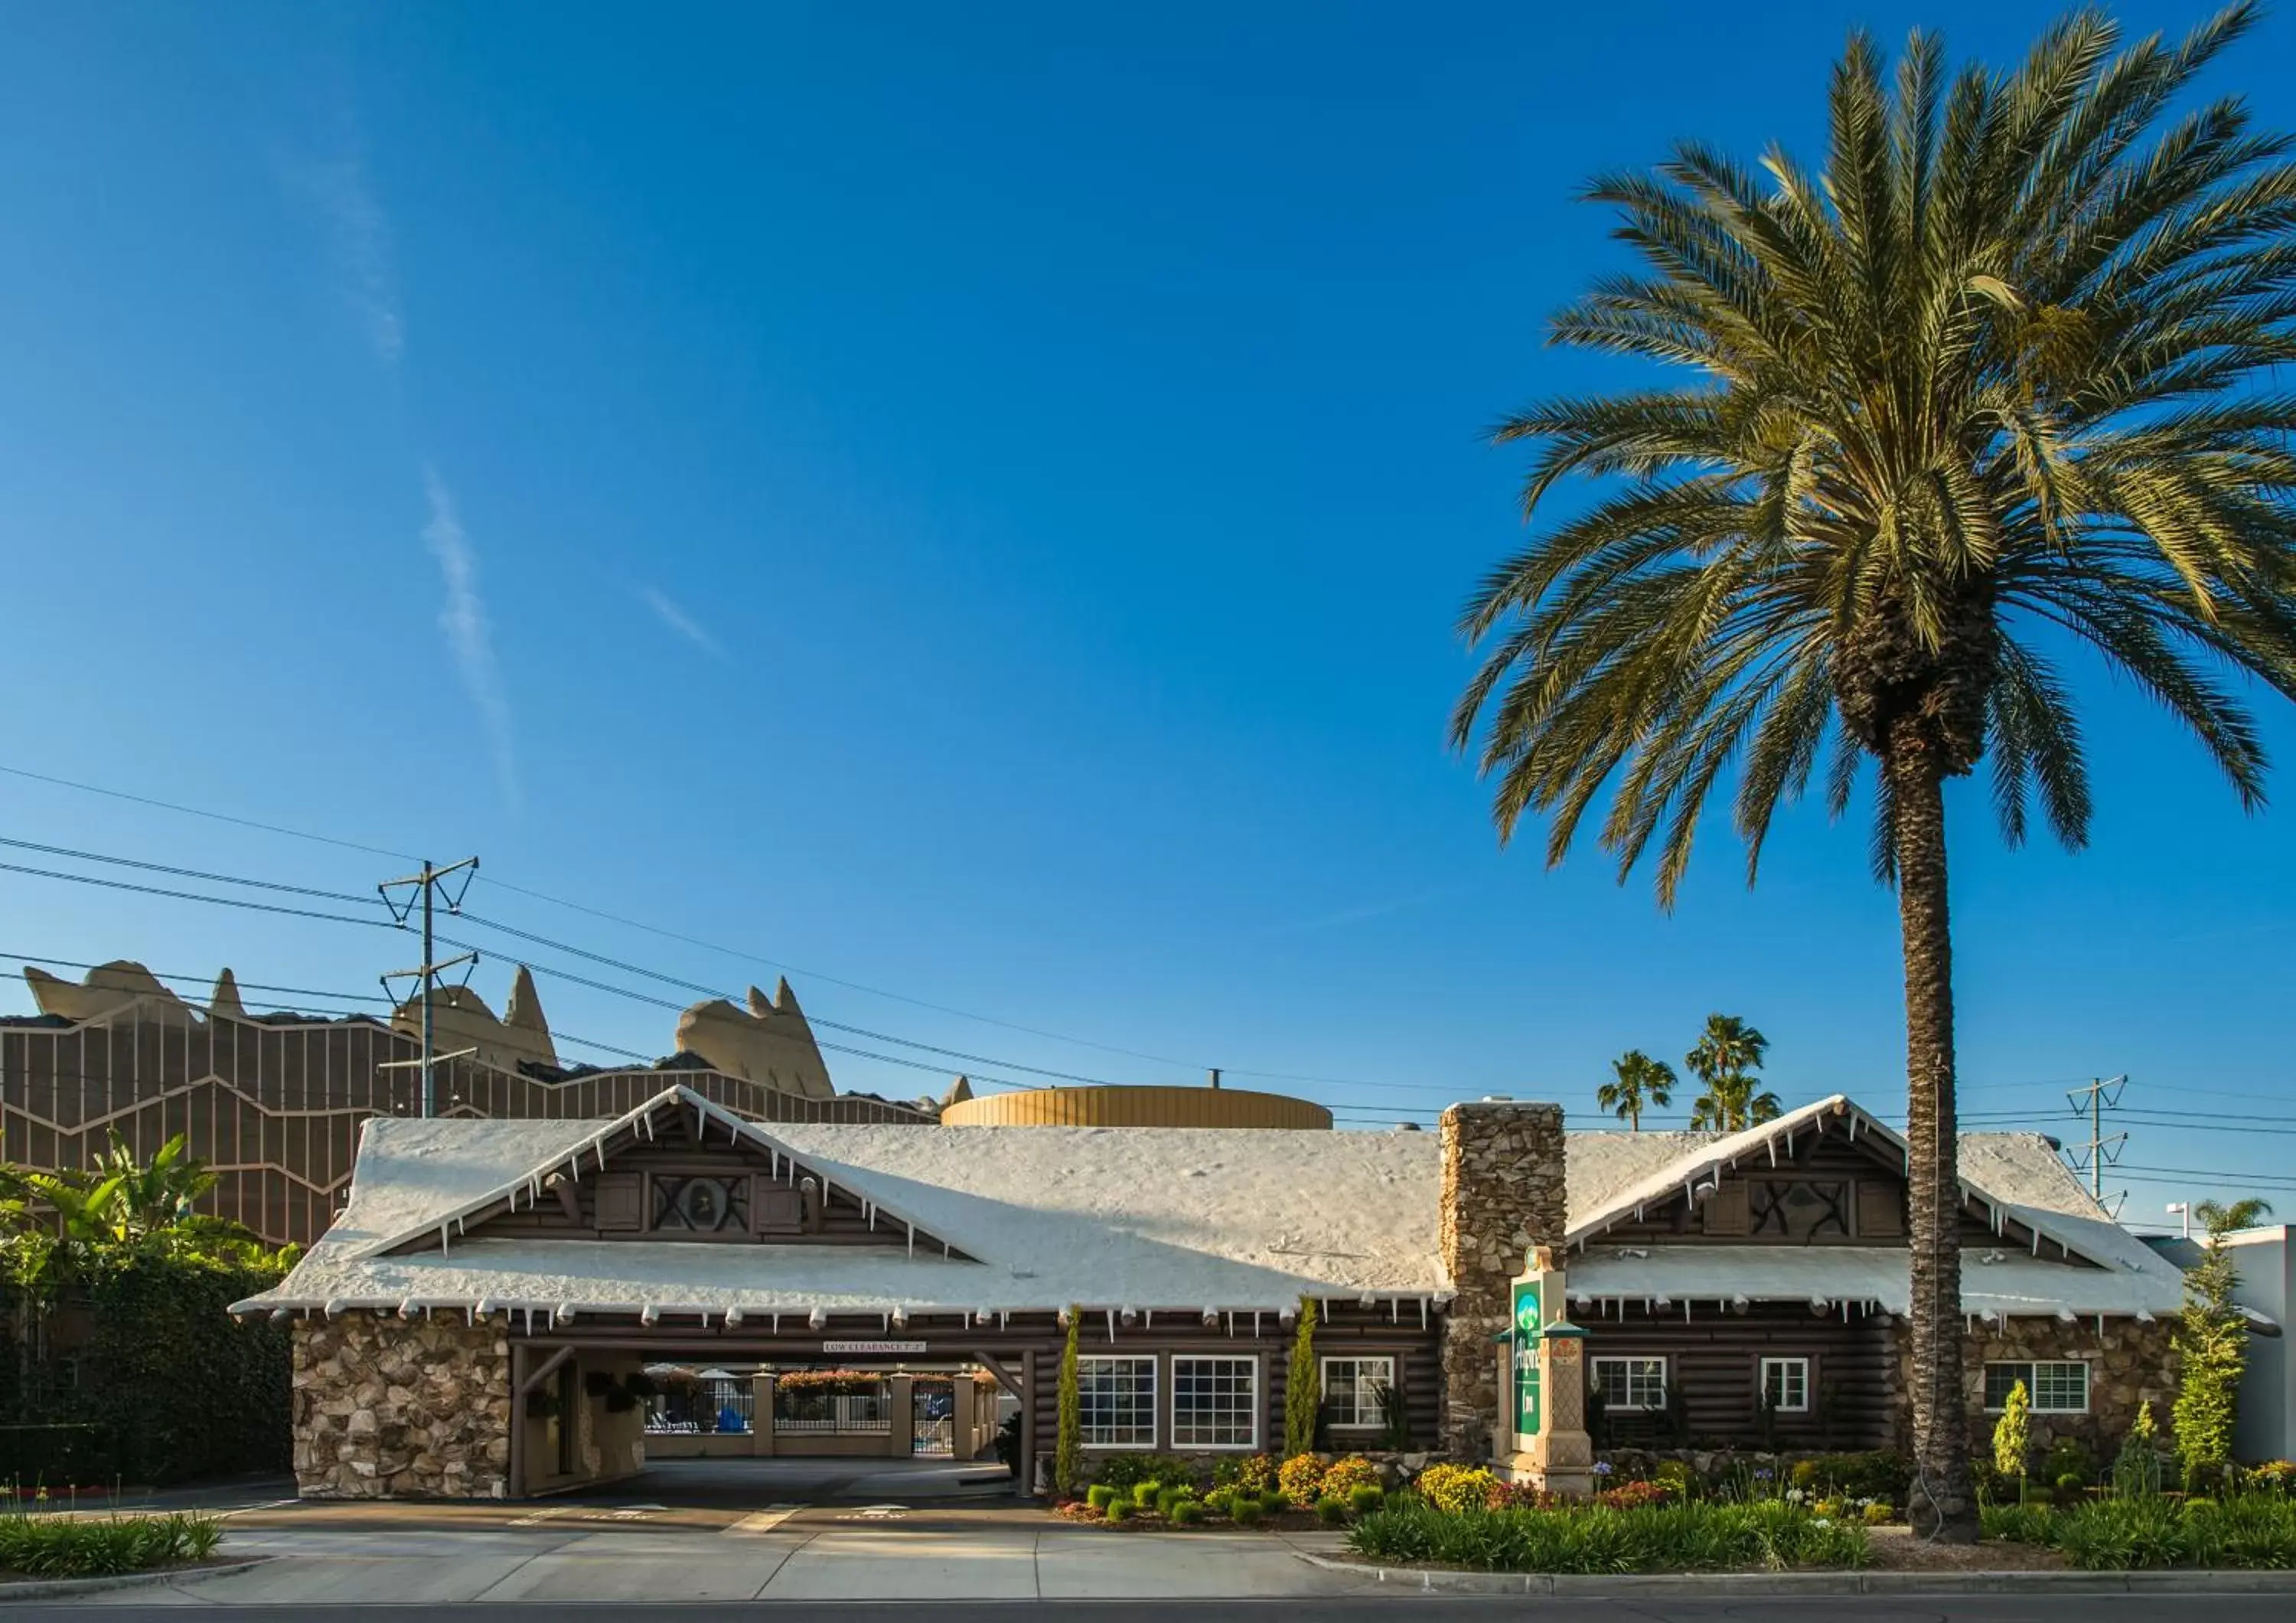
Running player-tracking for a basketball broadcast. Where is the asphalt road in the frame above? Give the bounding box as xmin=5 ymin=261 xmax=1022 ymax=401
xmin=18 ymin=1602 xmax=2296 ymax=1621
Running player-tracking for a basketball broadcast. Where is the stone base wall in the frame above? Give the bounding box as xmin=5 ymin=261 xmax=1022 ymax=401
xmin=1438 ymin=1102 xmax=1567 ymax=1458
xmin=292 ymin=1313 xmax=512 ymax=1498
xmin=1893 ymin=1314 xmax=2178 ymax=1459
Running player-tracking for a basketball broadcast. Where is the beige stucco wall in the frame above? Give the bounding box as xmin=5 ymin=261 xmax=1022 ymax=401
xmin=521 ymin=1352 xmax=647 ymax=1496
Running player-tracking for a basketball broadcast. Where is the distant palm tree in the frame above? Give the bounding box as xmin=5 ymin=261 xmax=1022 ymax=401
xmin=1597 ymin=1050 xmax=1677 ymax=1131
xmin=2194 ymin=1197 xmax=2274 ymax=1239
xmin=1685 ymin=1015 xmax=1779 ymax=1131
xmin=1448 ymin=7 xmax=2296 ymax=1540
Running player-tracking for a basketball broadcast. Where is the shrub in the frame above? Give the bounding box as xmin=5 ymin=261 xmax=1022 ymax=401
xmin=1285 ymin=1298 xmax=1320 ymax=1456
xmin=1349 ymin=1484 xmax=1386 ymax=1516
xmin=1278 ymin=1454 xmax=1328 ymax=1508
xmin=1980 ymin=1501 xmax=2058 ymax=1545
xmin=1130 ymin=1480 xmax=1163 ymax=1509
xmin=2045 ymin=1438 xmax=2096 ymax=1486
xmin=1414 ymin=1464 xmax=1500 ymax=1516
xmin=2249 ymin=1460 xmax=2296 ymax=1496
xmin=1054 ymin=1311 xmax=1081 ymax=1499
xmin=1319 ymin=1455 xmax=1380 ymax=1498
xmin=1097 ymin=1455 xmax=1201 ymax=1494
xmin=1218 ymin=1454 xmax=1279 ymax=1496
xmin=2053 ymin=1472 xmax=2089 ymax=1507
xmin=1229 ymin=1496 xmax=1263 ymax=1526
xmin=1653 ymin=1459 xmax=1698 ymax=1499
xmin=1084 ymin=1485 xmax=1117 ymax=1512
xmin=1789 ymin=1461 xmax=1821 ymax=1492
xmin=1345 ymin=1498 xmax=1868 ymax=1573
xmin=1154 ymin=1486 xmax=1194 ymax=1517
xmin=1975 ymin=1495 xmax=2296 ymax=1571
xmin=1203 ymin=1489 xmax=1234 ymax=1517
xmin=1169 ymin=1500 xmax=1203 ymax=1527
xmin=1595 ymin=1479 xmax=1673 ymax=1512
xmin=1261 ymin=1488 xmax=1289 ymax=1514
xmin=1486 ymin=1480 xmax=1561 ymax=1511
xmin=2113 ymin=1403 xmax=2165 ymax=1499
xmin=1861 ymin=1501 xmax=1893 ymax=1527
xmin=1102 ymin=1498 xmax=1133 ymax=1524
xmin=1316 ymin=1495 xmax=1349 ymax=1525
xmin=0 ymin=1511 xmax=221 ymax=1578
xmin=1992 ymin=1380 xmax=2033 ymax=1492
xmin=1807 ymin=1452 xmax=1908 ymax=1501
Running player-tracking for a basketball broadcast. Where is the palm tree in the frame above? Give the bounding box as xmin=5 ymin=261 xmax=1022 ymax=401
xmin=1597 ymin=1050 xmax=1677 ymax=1130
xmin=2193 ymin=1197 xmax=2274 ymax=1239
xmin=1684 ymin=1014 xmax=1779 ymax=1130
xmin=1449 ymin=7 xmax=2296 ymax=1541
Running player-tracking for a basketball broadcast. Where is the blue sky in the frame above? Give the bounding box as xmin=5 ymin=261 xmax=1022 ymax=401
xmin=3 ymin=1 xmax=2293 ymax=1222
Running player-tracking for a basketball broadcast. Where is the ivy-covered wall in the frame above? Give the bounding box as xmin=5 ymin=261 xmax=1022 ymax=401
xmin=1 ymin=1249 xmax=292 ymax=1485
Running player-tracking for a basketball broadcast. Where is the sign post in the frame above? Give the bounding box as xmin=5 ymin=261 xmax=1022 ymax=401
xmin=1502 ymin=1246 xmax=1594 ymax=1498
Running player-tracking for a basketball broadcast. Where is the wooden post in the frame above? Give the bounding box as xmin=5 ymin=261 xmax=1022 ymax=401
xmin=754 ymin=1372 xmax=776 ymax=1458
xmin=508 ymin=1342 xmax=527 ymax=1500
xmin=1019 ymin=1349 xmax=1038 ymax=1498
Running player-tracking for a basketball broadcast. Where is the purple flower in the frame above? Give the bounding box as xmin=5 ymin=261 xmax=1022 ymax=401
xmin=1754 ymin=1469 xmax=1774 ymax=1481
xmin=1593 ymin=1461 xmax=1613 ymax=1475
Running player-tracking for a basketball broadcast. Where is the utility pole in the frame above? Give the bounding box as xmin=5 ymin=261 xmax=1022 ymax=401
xmin=2064 ymin=1074 xmax=2128 ymax=1211
xmin=377 ymin=857 xmax=481 ymax=1118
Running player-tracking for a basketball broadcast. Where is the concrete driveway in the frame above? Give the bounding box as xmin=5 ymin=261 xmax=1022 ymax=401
xmin=83 ymin=1506 xmax=1377 ymax=1604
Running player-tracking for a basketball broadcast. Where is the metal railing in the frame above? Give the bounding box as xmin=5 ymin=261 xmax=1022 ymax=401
xmin=773 ymin=1391 xmax=891 ymax=1435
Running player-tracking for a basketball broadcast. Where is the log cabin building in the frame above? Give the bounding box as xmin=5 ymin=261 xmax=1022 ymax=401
xmin=236 ymin=1089 xmax=2190 ymax=1498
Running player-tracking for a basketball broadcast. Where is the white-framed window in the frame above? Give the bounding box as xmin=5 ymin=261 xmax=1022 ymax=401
xmin=1591 ymin=1356 xmax=1667 ymax=1412
xmin=1321 ymin=1356 xmax=1397 ymax=1429
xmin=1171 ymin=1356 xmax=1257 ymax=1449
xmin=1760 ymin=1357 xmax=1810 ymax=1413
xmin=1985 ymin=1361 xmax=2090 ymax=1414
xmin=1077 ymin=1356 xmax=1158 ymax=1448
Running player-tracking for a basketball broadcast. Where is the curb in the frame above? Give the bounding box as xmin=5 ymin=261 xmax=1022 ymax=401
xmin=1289 ymin=1548 xmax=2296 ymax=1596
xmin=0 ymin=1557 xmax=269 ymax=1602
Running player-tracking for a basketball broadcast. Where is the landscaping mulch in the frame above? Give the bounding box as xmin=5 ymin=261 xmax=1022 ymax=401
xmin=1862 ymin=1527 xmax=2067 ymax=1572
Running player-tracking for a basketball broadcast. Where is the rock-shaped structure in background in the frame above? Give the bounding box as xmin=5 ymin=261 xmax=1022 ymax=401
xmin=209 ymin=968 xmax=249 ymax=1021
xmin=673 ymin=978 xmax=833 ymax=1099
xmin=23 ymin=960 xmax=197 ymax=1024
xmin=388 ymin=967 xmax=559 ymax=1074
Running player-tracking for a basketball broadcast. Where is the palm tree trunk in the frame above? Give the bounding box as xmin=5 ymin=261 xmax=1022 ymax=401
xmin=1891 ymin=740 xmax=1978 ymax=1542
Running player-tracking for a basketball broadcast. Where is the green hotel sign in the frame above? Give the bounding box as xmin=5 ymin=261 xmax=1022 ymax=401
xmin=1512 ymin=1278 xmax=1541 ymax=1441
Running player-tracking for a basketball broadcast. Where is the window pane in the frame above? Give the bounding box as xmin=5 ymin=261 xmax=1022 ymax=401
xmin=2033 ymin=1363 xmax=2089 ymax=1413
xmin=1321 ymin=1357 xmax=1394 ymax=1427
xmin=1077 ymin=1357 xmax=1157 ymax=1448
xmin=1172 ymin=1357 xmax=1257 ymax=1448
xmin=1984 ymin=1363 xmax=2033 ymax=1410
xmin=1594 ymin=1357 xmax=1666 ymax=1410
xmin=1763 ymin=1358 xmax=1808 ymax=1412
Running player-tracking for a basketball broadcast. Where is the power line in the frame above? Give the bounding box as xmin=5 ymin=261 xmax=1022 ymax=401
xmin=0 ymin=860 xmax=399 ymax=931
xmin=0 ymin=836 xmax=384 ymax=908
xmin=0 ymin=765 xmax=417 ymax=862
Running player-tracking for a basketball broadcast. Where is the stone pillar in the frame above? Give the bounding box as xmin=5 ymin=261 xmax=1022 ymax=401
xmin=292 ymin=1312 xmax=513 ymax=1499
xmin=889 ymin=1374 xmax=915 ymax=1459
xmin=1439 ymin=1100 xmax=1567 ymax=1460
xmin=754 ymin=1373 xmax=777 ymax=1458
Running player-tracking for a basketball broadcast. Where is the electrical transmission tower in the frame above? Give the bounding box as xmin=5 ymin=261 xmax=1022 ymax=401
xmin=2063 ymin=1073 xmax=2129 ymax=1216
xmin=377 ymin=857 xmax=481 ymax=1118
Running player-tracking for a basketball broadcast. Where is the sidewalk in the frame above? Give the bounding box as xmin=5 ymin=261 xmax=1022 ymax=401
xmin=83 ymin=1510 xmax=1385 ymax=1604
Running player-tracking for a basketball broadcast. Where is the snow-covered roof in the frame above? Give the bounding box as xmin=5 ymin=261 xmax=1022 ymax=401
xmin=238 ymin=1085 xmax=1447 ymax=1319
xmin=236 ymin=1084 xmax=2187 ymax=1323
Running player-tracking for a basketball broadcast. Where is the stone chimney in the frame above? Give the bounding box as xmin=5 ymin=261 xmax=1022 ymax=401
xmin=1439 ymin=1099 xmax=1567 ymax=1458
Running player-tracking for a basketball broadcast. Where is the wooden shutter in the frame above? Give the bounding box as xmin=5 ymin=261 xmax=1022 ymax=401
xmin=1856 ymin=1180 xmax=1904 ymax=1239
xmin=1701 ymin=1181 xmax=1750 ymax=1237
xmin=753 ymin=1184 xmax=804 ymax=1236
xmin=594 ymin=1172 xmax=643 ymax=1231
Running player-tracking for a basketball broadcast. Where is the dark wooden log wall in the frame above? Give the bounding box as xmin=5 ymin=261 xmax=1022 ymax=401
xmin=1576 ymin=1300 xmax=1897 ymax=1450
xmin=1592 ymin=1128 xmax=2095 ymax=1267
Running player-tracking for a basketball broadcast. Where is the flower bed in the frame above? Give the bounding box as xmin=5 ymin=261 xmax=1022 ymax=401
xmin=0 ymin=1512 xmax=222 ymax=1580
xmin=1345 ymin=1497 xmax=1870 ymax=1573
xmin=1981 ymin=1494 xmax=2296 ymax=1569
